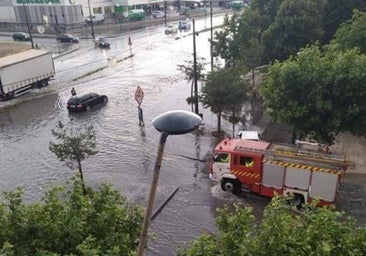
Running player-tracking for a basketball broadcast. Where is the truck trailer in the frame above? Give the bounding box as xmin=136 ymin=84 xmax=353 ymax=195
xmin=0 ymin=49 xmax=55 ymax=101
xmin=210 ymin=138 xmax=355 ymax=207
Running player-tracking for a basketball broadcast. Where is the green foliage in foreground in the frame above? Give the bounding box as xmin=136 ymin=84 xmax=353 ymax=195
xmin=178 ymin=196 xmax=366 ymax=256
xmin=0 ymin=177 xmax=143 ymax=256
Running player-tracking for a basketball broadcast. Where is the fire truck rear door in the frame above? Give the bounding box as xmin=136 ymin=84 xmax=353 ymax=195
xmin=309 ymin=171 xmax=339 ymax=202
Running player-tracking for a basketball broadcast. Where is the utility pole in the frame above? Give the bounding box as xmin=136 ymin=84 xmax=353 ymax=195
xmin=23 ymin=2 xmax=34 ymax=49
xmin=210 ymin=0 xmax=213 ymax=71
xmin=55 ymin=14 xmax=59 ymax=34
xmin=128 ymin=36 xmax=132 ymax=55
xmin=164 ymin=0 xmax=167 ymax=25
xmin=193 ymin=19 xmax=199 ymax=115
xmin=87 ymin=0 xmax=95 ymax=39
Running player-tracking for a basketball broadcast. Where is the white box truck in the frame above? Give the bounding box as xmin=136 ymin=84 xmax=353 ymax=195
xmin=0 ymin=49 xmax=55 ymax=101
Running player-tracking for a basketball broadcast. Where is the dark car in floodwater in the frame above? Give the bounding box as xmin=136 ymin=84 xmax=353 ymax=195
xmin=56 ymin=34 xmax=79 ymax=43
xmin=67 ymin=93 xmax=108 ymax=112
xmin=94 ymin=37 xmax=110 ymax=49
xmin=12 ymin=32 xmax=31 ymax=41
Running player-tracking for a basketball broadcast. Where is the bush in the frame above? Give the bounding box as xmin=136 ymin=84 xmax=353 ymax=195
xmin=0 ymin=176 xmax=143 ymax=256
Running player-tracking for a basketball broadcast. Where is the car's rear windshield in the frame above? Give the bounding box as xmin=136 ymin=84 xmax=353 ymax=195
xmin=67 ymin=97 xmax=80 ymax=104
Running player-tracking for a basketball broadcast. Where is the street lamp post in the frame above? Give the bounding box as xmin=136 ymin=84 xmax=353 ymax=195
xmin=87 ymin=0 xmax=95 ymax=39
xmin=23 ymin=2 xmax=34 ymax=49
xmin=192 ymin=19 xmax=199 ymax=115
xmin=164 ymin=0 xmax=167 ymax=25
xmin=53 ymin=14 xmax=60 ymax=53
xmin=137 ymin=110 xmax=202 ymax=256
xmin=54 ymin=14 xmax=59 ymax=34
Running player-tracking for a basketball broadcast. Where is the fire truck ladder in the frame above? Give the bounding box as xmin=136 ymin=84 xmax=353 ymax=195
xmin=235 ymin=141 xmax=355 ymax=169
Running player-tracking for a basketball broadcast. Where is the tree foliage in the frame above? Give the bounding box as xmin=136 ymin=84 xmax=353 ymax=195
xmin=321 ymin=0 xmax=366 ymax=44
xmin=331 ymin=10 xmax=366 ymax=54
xmin=177 ymin=58 xmax=206 ymax=106
xmin=49 ymin=121 xmax=98 ymax=194
xmin=200 ymin=67 xmax=250 ymax=134
xmin=212 ymin=0 xmax=366 ymax=67
xmin=0 ymin=177 xmax=143 ymax=255
xmin=262 ymin=0 xmax=324 ymax=63
xmin=260 ymin=45 xmax=366 ymax=143
xmin=178 ymin=196 xmax=366 ymax=256
xmin=211 ymin=8 xmax=266 ymax=67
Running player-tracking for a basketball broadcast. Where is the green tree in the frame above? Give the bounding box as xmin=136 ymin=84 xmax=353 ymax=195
xmin=211 ymin=9 xmax=265 ymax=67
xmin=200 ymin=67 xmax=250 ymax=135
xmin=0 ymin=177 xmax=143 ymax=255
xmin=262 ymin=0 xmax=324 ymax=63
xmin=321 ymin=0 xmax=366 ymax=44
xmin=261 ymin=45 xmax=366 ymax=143
xmin=178 ymin=196 xmax=366 ymax=256
xmin=177 ymin=58 xmax=206 ymax=110
xmin=331 ymin=10 xmax=366 ymax=54
xmin=49 ymin=121 xmax=98 ymax=194
xmin=251 ymin=0 xmax=284 ymax=21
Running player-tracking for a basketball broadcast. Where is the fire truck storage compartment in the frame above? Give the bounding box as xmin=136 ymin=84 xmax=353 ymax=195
xmin=309 ymin=171 xmax=339 ymax=202
xmin=284 ymin=166 xmax=311 ymax=190
xmin=262 ymin=162 xmax=285 ymax=188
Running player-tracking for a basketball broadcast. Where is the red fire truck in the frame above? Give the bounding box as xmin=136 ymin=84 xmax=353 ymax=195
xmin=209 ymin=138 xmax=355 ymax=206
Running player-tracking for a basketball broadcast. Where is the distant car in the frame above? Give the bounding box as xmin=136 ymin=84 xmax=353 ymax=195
xmin=237 ymin=131 xmax=261 ymax=141
xmin=164 ymin=24 xmax=178 ymax=34
xmin=152 ymin=10 xmax=165 ymax=18
xmin=12 ymin=32 xmax=30 ymax=41
xmin=178 ymin=20 xmax=191 ymax=30
xmin=67 ymin=93 xmax=108 ymax=112
xmin=85 ymin=14 xmax=105 ymax=24
xmin=94 ymin=37 xmax=110 ymax=48
xmin=56 ymin=33 xmax=79 ymax=43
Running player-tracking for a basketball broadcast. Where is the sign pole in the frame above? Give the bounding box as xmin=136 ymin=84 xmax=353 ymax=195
xmin=135 ymin=86 xmax=145 ymax=125
xmin=128 ymin=36 xmax=132 ymax=55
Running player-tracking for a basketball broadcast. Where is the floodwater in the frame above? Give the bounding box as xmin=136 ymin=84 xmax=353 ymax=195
xmin=0 ymin=16 xmax=365 ymax=256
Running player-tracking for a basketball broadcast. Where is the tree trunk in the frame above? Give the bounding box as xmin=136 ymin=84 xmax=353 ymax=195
xmin=217 ymin=110 xmax=222 ymax=133
xmin=77 ymin=157 xmax=86 ymax=195
xmin=232 ymin=106 xmax=236 ymax=138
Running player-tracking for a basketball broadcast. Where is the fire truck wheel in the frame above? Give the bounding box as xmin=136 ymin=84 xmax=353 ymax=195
xmin=221 ymin=178 xmax=240 ymax=194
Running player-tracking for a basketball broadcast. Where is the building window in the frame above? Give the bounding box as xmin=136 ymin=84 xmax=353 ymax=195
xmin=93 ymin=7 xmax=102 ymax=14
xmin=104 ymin=6 xmax=112 ymax=14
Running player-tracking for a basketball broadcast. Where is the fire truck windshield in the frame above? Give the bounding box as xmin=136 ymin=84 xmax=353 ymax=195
xmin=214 ymin=153 xmax=229 ymax=163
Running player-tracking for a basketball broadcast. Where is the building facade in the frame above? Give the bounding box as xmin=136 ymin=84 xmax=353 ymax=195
xmin=0 ymin=0 xmax=166 ymax=26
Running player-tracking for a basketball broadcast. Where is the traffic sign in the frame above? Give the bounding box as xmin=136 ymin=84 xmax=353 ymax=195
xmin=135 ymin=85 xmax=144 ymax=105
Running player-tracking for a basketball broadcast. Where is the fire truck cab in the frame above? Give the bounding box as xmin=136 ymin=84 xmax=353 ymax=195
xmin=210 ymin=138 xmax=354 ymax=207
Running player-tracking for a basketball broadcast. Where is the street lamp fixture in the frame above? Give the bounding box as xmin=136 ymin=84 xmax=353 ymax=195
xmin=137 ymin=110 xmax=202 ymax=256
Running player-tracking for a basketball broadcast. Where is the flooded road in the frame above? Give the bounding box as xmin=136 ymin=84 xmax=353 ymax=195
xmin=1 ymin=16 xmax=365 ymax=255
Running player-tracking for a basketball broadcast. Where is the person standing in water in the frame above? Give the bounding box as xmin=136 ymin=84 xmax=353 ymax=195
xmin=71 ymin=87 xmax=76 ymax=96
xmin=138 ymin=105 xmax=144 ymax=126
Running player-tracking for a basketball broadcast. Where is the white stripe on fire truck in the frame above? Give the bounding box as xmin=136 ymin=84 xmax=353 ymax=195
xmin=263 ymin=159 xmax=342 ymax=175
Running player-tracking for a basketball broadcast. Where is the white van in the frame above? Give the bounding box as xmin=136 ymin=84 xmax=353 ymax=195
xmin=237 ymin=131 xmax=261 ymax=141
xmin=85 ymin=14 xmax=105 ymax=24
